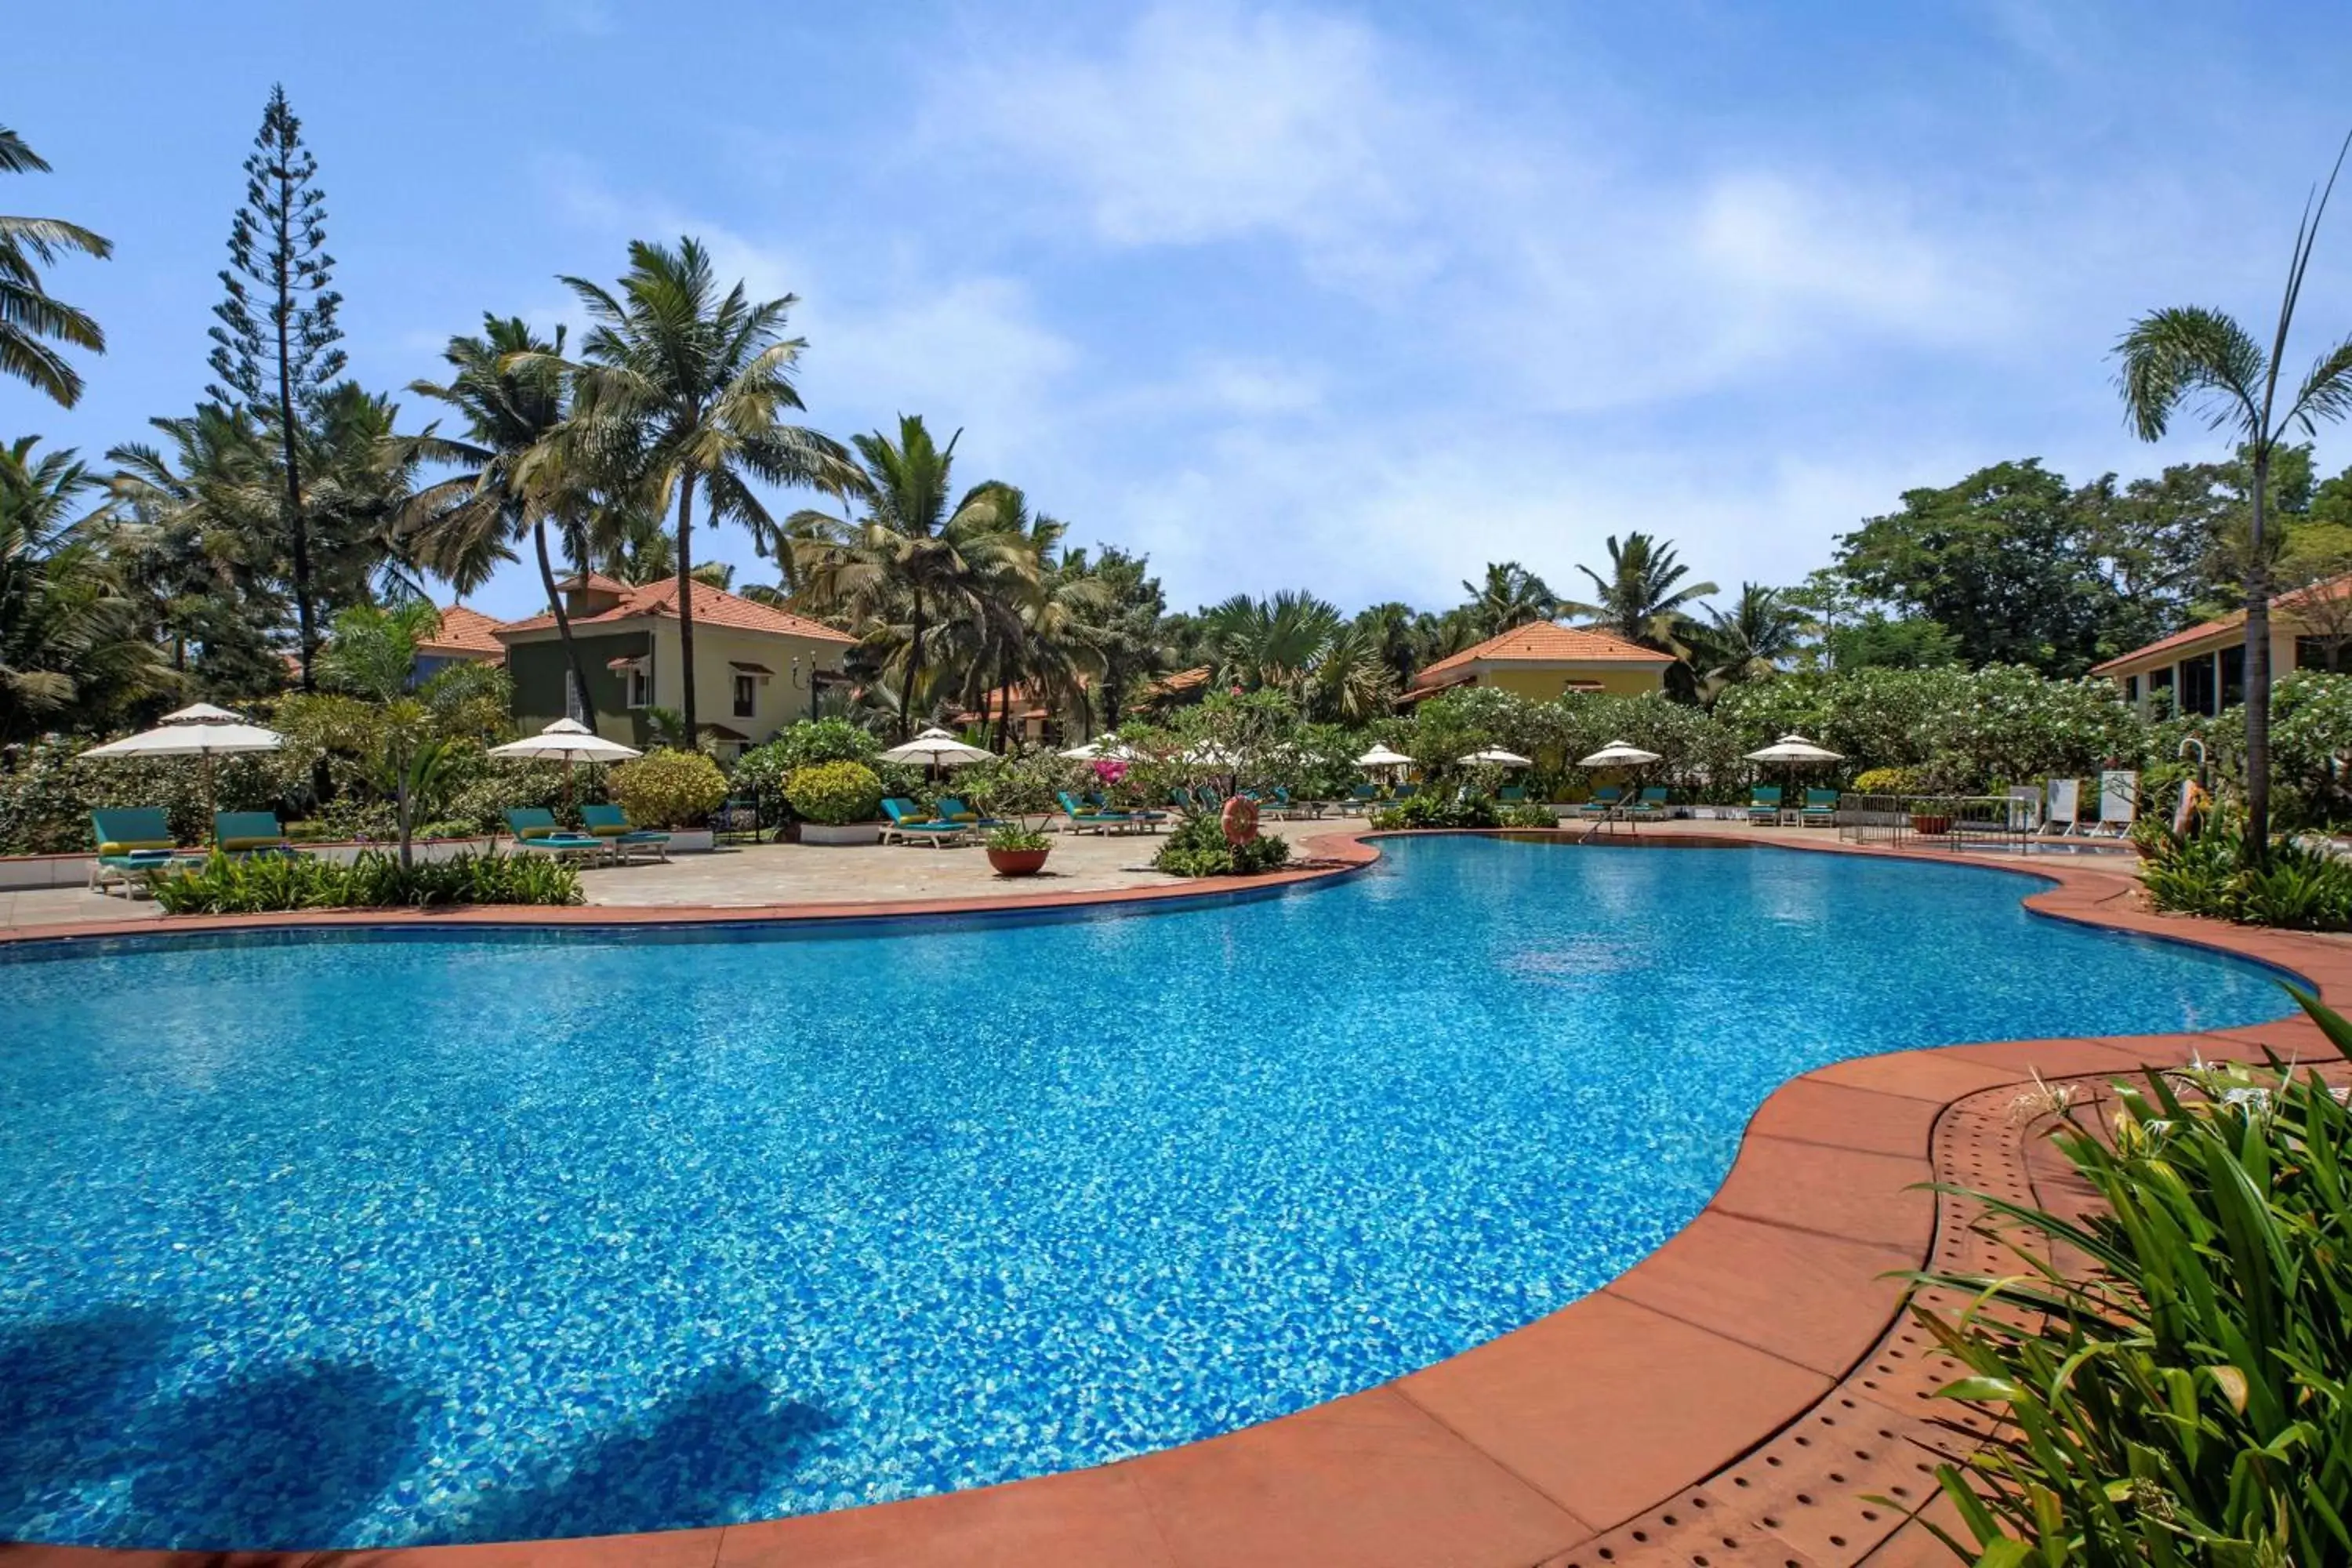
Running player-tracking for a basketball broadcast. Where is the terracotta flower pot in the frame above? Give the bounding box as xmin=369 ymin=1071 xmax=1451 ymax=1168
xmin=1910 ymin=814 xmax=1952 ymax=836
xmin=988 ymin=847 xmax=1051 ymax=877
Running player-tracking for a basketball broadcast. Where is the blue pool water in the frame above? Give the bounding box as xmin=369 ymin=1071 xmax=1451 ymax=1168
xmin=0 ymin=838 xmax=2294 ymax=1548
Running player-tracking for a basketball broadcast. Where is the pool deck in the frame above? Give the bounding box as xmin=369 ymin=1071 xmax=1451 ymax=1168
xmin=4 ymin=826 xmax=2347 ymax=1568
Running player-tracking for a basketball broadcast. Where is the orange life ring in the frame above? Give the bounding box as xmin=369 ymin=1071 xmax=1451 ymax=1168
xmin=1221 ymin=795 xmax=1260 ymax=846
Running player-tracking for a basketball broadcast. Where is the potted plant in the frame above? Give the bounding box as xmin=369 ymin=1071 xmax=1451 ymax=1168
xmin=985 ymin=823 xmax=1052 ymax=876
xmin=611 ymin=749 xmax=729 ymax=851
xmin=785 ymin=760 xmax=887 ymax=845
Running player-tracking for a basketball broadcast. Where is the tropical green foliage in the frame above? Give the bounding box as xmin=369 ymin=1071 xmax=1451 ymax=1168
xmin=0 ymin=125 xmax=111 ymax=407
xmin=1914 ymin=1014 xmax=2352 ymax=1567
xmin=609 ymin=747 xmax=728 ymax=829
xmin=782 ymin=758 xmax=884 ymax=825
xmin=985 ymin=822 xmax=1049 ymax=852
xmin=1150 ymin=810 xmax=1293 ymax=877
xmin=2138 ymin=828 xmax=2352 ymax=931
xmin=1494 ymin=803 xmax=1558 ymax=828
xmin=151 ymin=847 xmax=580 ymax=913
xmin=1371 ymin=792 xmax=1500 ymax=830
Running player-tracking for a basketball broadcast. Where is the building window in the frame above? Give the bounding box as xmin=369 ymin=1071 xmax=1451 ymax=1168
xmin=2220 ymin=644 xmax=2245 ymax=709
xmin=733 ymin=673 xmax=757 ymax=718
xmin=2299 ymin=634 xmax=2347 ymax=672
xmin=626 ymin=665 xmax=651 ymax=709
xmin=2178 ymin=655 xmax=2216 ymax=717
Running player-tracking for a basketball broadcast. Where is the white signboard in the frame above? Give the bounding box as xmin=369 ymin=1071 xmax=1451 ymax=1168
xmin=2100 ymin=770 xmax=2138 ymax=826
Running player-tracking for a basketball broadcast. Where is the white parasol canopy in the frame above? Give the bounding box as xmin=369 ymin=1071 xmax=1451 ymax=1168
xmin=1355 ymin=744 xmax=1414 ymax=768
xmin=1060 ymin=732 xmax=1135 ymax=760
xmin=1578 ymin=739 xmax=1663 ymax=768
xmin=487 ymin=717 xmax=644 ymax=764
xmin=880 ymin=727 xmax=994 ymax=767
xmin=81 ymin=703 xmax=288 ymax=820
xmin=1459 ymin=747 xmax=1534 ymax=767
xmin=1744 ymin=733 xmax=1843 ymax=764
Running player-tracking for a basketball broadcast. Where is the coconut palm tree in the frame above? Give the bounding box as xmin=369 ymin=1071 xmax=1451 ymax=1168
xmin=0 ymin=126 xmax=111 ymax=408
xmin=545 ymin=238 xmax=849 ymax=740
xmin=2118 ymin=135 xmax=2352 ymax=855
xmin=399 ymin=317 xmax=606 ymax=727
xmin=1 ymin=438 xmax=174 ymax=741
xmin=785 ymin=416 xmax=1030 ymax=737
xmin=1563 ymin=532 xmax=1718 ymax=650
xmin=1197 ymin=590 xmax=1392 ymax=720
xmin=1693 ymin=583 xmax=1807 ymax=689
xmin=1459 ymin=561 xmax=1558 ymax=638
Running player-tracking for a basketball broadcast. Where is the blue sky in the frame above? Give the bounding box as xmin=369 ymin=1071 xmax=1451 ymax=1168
xmin=12 ymin=0 xmax=2352 ymax=621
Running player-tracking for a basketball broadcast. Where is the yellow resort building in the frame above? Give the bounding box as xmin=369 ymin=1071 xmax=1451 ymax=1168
xmin=2091 ymin=572 xmax=2352 ymax=716
xmin=1401 ymin=621 xmax=1674 ymax=705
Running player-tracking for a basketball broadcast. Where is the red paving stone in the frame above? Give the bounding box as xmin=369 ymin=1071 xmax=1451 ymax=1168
xmin=5 ymin=832 xmax=2346 ymax=1568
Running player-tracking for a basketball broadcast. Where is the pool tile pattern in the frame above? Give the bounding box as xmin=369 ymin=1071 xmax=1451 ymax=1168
xmin=2 ymin=833 xmax=2344 ymax=1567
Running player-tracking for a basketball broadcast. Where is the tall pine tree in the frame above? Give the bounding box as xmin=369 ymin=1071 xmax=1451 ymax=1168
xmin=207 ymin=85 xmax=343 ymax=691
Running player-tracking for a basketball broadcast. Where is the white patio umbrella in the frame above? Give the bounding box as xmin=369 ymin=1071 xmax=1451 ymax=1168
xmin=488 ymin=717 xmax=643 ymax=804
xmin=1355 ymin=743 xmax=1413 ymax=769
xmin=1060 ymin=732 xmax=1135 ymax=760
xmin=1577 ymin=739 xmax=1662 ymax=768
xmin=880 ymin=727 xmax=994 ymax=768
xmin=1744 ymin=733 xmax=1844 ymax=818
xmin=1458 ymin=747 xmax=1533 ymax=767
xmin=80 ymin=703 xmax=286 ymax=820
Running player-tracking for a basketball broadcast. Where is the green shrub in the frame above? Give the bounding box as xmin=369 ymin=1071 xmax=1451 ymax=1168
xmin=1495 ymin=803 xmax=1558 ymax=829
xmin=1850 ymin=765 xmax=1923 ymax=795
xmin=151 ymin=848 xmax=582 ymax=913
xmin=1912 ymin=995 xmax=2352 ymax=1568
xmin=611 ymin=748 xmax=728 ymax=829
xmin=784 ymin=760 xmax=884 ymax=825
xmin=2139 ymin=829 xmax=2352 ymax=931
xmin=1369 ymin=792 xmax=1500 ymax=830
xmin=1152 ymin=811 xmax=1294 ymax=877
xmin=985 ymin=823 xmax=1049 ymax=852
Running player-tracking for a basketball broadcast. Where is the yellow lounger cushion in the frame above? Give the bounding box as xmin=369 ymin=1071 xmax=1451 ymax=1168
xmin=219 ymin=836 xmax=280 ymax=851
xmin=98 ymin=839 xmax=176 ymax=855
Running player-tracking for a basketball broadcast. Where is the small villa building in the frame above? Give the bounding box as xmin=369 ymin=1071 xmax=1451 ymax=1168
xmin=2091 ymin=572 xmax=2352 ymax=716
xmin=1401 ymin=621 xmax=1674 ymax=704
xmin=413 ymin=604 xmax=510 ymax=680
xmin=495 ymin=574 xmax=856 ymax=757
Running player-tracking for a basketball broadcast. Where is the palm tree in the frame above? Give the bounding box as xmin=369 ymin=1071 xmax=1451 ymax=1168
xmin=2 ymin=438 xmax=174 ymax=741
xmin=2118 ymin=135 xmax=2352 ymax=854
xmin=1197 ymin=590 xmax=1392 ymax=720
xmin=786 ymin=416 xmax=1030 ymax=738
xmin=1693 ymin=583 xmax=1806 ymax=689
xmin=399 ymin=317 xmax=605 ymax=727
xmin=546 ymin=238 xmax=848 ymax=740
xmin=1459 ymin=561 xmax=1557 ymax=638
xmin=0 ymin=127 xmax=111 ymax=407
xmin=1563 ymin=532 xmax=1719 ymax=651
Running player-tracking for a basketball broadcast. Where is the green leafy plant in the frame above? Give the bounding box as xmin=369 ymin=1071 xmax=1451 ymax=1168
xmin=782 ymin=759 xmax=884 ymax=826
xmin=1370 ymin=792 xmax=1500 ymax=830
xmin=1151 ymin=811 xmax=1292 ymax=877
xmin=2140 ymin=827 xmax=2352 ymax=931
xmin=610 ymin=747 xmax=728 ymax=829
xmin=151 ymin=848 xmax=582 ymax=913
xmin=985 ymin=823 xmax=1049 ymax=852
xmin=1908 ymin=993 xmax=2352 ymax=1567
xmin=1851 ymin=765 xmax=1924 ymax=795
xmin=1494 ymin=803 xmax=1558 ymax=829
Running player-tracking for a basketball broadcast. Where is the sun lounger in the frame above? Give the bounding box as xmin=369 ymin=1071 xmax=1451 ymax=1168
xmin=1497 ymin=785 xmax=1526 ymax=804
xmin=580 ymin=803 xmax=671 ymax=863
xmin=1344 ymin=784 xmax=1380 ymax=815
xmin=933 ymin=797 xmax=1006 ymax=830
xmin=504 ymin=808 xmax=610 ymax=862
xmin=1058 ymin=791 xmax=1137 ymax=835
xmin=89 ymin=807 xmax=207 ymax=895
xmin=1086 ymin=790 xmax=1165 ymax=826
xmin=880 ymin=798 xmax=971 ymax=847
xmin=1391 ymin=782 xmax=1419 ymax=802
xmin=1627 ymin=786 xmax=1670 ymax=820
xmin=1578 ymin=786 xmax=1624 ymax=819
xmin=1748 ymin=785 xmax=1782 ymax=825
xmin=1801 ymin=788 xmax=1839 ymax=827
xmin=211 ymin=809 xmax=300 ymax=858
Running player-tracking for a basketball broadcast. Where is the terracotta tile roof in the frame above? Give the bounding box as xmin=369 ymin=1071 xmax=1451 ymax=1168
xmin=2089 ymin=572 xmax=2352 ymax=675
xmin=1410 ymin=621 xmax=1675 ymax=690
xmin=554 ymin=571 xmax=633 ymax=596
xmin=416 ymin=604 xmax=510 ymax=658
xmin=497 ymin=577 xmax=855 ymax=644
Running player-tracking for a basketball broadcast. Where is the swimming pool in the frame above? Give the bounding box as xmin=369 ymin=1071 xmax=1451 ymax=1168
xmin=0 ymin=837 xmax=2292 ymax=1549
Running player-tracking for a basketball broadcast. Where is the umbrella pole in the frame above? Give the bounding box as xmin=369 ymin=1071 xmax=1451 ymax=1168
xmin=201 ymin=751 xmax=215 ymax=843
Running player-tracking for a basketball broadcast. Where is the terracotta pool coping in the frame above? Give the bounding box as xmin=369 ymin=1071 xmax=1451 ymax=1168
xmin=5 ymin=830 xmax=2344 ymax=1568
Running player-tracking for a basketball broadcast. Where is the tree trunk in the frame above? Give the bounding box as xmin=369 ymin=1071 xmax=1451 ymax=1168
xmin=674 ymin=471 xmax=699 ymax=743
xmin=535 ymin=518 xmax=599 ymax=730
xmin=396 ymin=769 xmax=414 ymax=872
xmin=2245 ymin=451 xmax=2273 ymax=861
xmin=898 ymin=589 xmax=924 ymax=741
